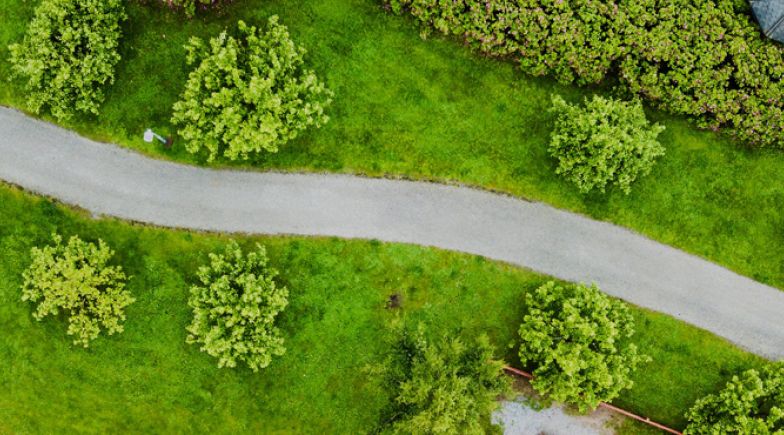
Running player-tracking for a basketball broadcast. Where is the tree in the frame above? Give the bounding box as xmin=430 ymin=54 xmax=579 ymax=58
xmin=7 ymin=0 xmax=126 ymax=120
xmin=518 ymin=281 xmax=649 ymax=412
xmin=548 ymin=94 xmax=665 ymax=194
xmin=384 ymin=327 xmax=511 ymax=434
xmin=21 ymin=234 xmax=134 ymax=347
xmin=186 ymin=241 xmax=288 ymax=371
xmin=684 ymin=363 xmax=784 ymax=434
xmin=171 ymin=17 xmax=333 ymax=161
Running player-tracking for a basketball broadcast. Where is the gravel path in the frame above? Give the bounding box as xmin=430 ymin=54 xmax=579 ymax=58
xmin=493 ymin=398 xmax=615 ymax=435
xmin=1 ymin=106 xmax=783 ymax=359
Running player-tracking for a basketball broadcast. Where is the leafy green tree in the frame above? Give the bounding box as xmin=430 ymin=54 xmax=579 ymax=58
xmin=21 ymin=234 xmax=134 ymax=347
xmin=171 ymin=17 xmax=332 ymax=161
xmin=518 ymin=281 xmax=648 ymax=412
xmin=684 ymin=363 xmax=784 ymax=434
xmin=384 ymin=327 xmax=511 ymax=434
xmin=7 ymin=0 xmax=126 ymax=120
xmin=548 ymin=94 xmax=665 ymax=194
xmin=187 ymin=241 xmax=288 ymax=371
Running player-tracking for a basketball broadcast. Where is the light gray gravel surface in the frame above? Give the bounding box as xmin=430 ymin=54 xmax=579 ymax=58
xmin=493 ymin=398 xmax=615 ymax=435
xmin=1 ymin=106 xmax=783 ymax=359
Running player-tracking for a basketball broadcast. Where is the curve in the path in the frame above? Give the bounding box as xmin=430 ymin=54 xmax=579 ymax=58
xmin=1 ymin=107 xmax=782 ymax=359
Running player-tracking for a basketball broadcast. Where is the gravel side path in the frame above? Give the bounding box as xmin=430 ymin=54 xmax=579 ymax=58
xmin=493 ymin=398 xmax=616 ymax=435
xmin=1 ymin=106 xmax=783 ymax=359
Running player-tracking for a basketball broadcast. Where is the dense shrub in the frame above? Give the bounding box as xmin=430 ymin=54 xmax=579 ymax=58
xmin=383 ymin=327 xmax=510 ymax=434
xmin=684 ymin=362 xmax=784 ymax=434
xmin=518 ymin=281 xmax=648 ymax=411
xmin=388 ymin=0 xmax=784 ymax=147
xmin=186 ymin=241 xmax=288 ymax=371
xmin=171 ymin=17 xmax=332 ymax=161
xmin=549 ymin=94 xmax=665 ymax=194
xmin=7 ymin=0 xmax=126 ymax=120
xmin=21 ymin=234 xmax=134 ymax=347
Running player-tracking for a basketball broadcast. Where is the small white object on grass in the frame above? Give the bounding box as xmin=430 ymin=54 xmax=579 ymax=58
xmin=143 ymin=128 xmax=167 ymax=144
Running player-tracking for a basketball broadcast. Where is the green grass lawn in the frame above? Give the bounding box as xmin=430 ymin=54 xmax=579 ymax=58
xmin=0 ymin=2 xmax=778 ymax=432
xmin=3 ymin=0 xmax=784 ymax=291
xmin=0 ymin=183 xmax=764 ymax=433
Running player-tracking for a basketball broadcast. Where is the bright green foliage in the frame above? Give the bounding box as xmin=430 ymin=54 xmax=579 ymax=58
xmin=186 ymin=241 xmax=288 ymax=371
xmin=384 ymin=328 xmax=510 ymax=434
xmin=684 ymin=362 xmax=784 ymax=434
xmin=548 ymin=94 xmax=665 ymax=194
xmin=7 ymin=0 xmax=125 ymax=120
xmin=171 ymin=17 xmax=332 ymax=161
xmin=21 ymin=234 xmax=133 ymax=347
xmin=518 ymin=281 xmax=649 ymax=412
xmin=388 ymin=0 xmax=784 ymax=147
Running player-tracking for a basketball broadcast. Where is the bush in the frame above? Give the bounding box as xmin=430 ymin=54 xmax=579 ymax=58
xmin=388 ymin=0 xmax=784 ymax=148
xmin=684 ymin=362 xmax=784 ymax=434
xmin=548 ymin=94 xmax=665 ymax=194
xmin=171 ymin=17 xmax=333 ymax=161
xmin=383 ymin=327 xmax=511 ymax=434
xmin=518 ymin=281 xmax=648 ymax=412
xmin=7 ymin=0 xmax=126 ymax=120
xmin=21 ymin=234 xmax=134 ymax=347
xmin=186 ymin=241 xmax=288 ymax=371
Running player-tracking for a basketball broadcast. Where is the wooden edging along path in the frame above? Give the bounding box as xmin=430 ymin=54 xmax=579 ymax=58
xmin=503 ymin=366 xmax=683 ymax=435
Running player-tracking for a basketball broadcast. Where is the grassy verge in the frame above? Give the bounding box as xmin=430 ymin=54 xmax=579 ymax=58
xmin=0 ymin=183 xmax=764 ymax=432
xmin=1 ymin=0 xmax=784 ymax=291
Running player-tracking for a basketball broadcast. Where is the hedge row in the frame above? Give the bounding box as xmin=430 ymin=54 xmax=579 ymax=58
xmin=388 ymin=0 xmax=784 ymax=148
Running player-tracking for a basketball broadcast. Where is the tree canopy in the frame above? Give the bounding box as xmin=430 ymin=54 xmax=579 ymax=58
xmin=21 ymin=234 xmax=134 ymax=347
xmin=518 ymin=281 xmax=649 ymax=411
xmin=383 ymin=327 xmax=511 ymax=434
xmin=685 ymin=362 xmax=784 ymax=434
xmin=172 ymin=17 xmax=332 ymax=161
xmin=8 ymin=0 xmax=126 ymax=120
xmin=186 ymin=241 xmax=289 ymax=371
xmin=548 ymin=94 xmax=665 ymax=194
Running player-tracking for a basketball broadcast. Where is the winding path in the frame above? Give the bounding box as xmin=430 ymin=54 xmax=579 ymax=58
xmin=1 ymin=107 xmax=783 ymax=359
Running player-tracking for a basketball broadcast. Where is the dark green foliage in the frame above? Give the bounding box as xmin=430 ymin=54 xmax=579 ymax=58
xmin=549 ymin=94 xmax=665 ymax=194
xmin=684 ymin=362 xmax=784 ymax=434
xmin=388 ymin=0 xmax=784 ymax=147
xmin=7 ymin=0 xmax=125 ymax=120
xmin=383 ymin=327 xmax=511 ymax=434
xmin=519 ymin=281 xmax=649 ymax=412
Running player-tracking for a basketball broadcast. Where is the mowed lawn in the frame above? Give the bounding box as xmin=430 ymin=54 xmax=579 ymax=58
xmin=2 ymin=0 xmax=784 ymax=291
xmin=0 ymin=183 xmax=764 ymax=433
